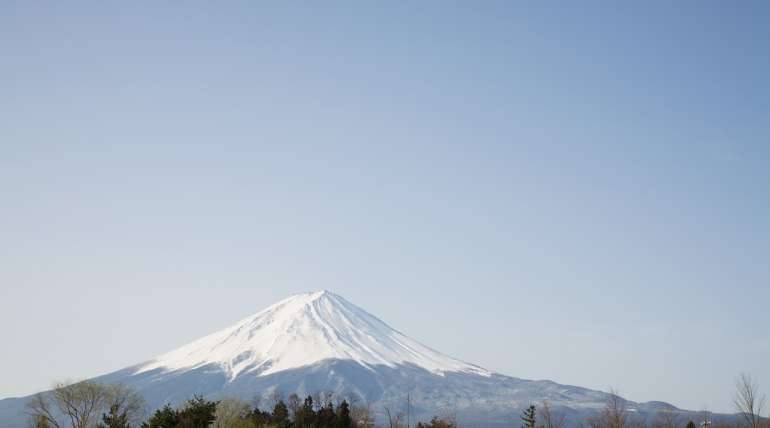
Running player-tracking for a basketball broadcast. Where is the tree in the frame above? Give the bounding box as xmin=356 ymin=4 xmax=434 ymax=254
xmin=248 ymin=408 xmax=271 ymax=427
xmin=521 ymin=405 xmax=537 ymax=428
xmin=652 ymin=410 xmax=679 ymax=428
xmin=30 ymin=414 xmax=55 ymax=428
xmin=539 ymin=401 xmax=565 ymax=428
xmin=98 ymin=404 xmax=131 ymax=428
xmin=588 ymin=389 xmax=628 ymax=428
xmin=384 ymin=406 xmax=405 ymax=428
xmin=416 ymin=416 xmax=456 ymax=428
xmin=104 ymin=384 xmax=146 ymax=428
xmin=734 ymin=373 xmax=766 ymax=428
xmin=317 ymin=403 xmax=336 ymax=427
xmin=294 ymin=396 xmax=316 ymax=428
xmin=141 ymin=404 xmax=179 ymax=428
xmin=350 ymin=403 xmax=374 ymax=428
xmin=27 ymin=395 xmax=62 ymax=428
xmin=213 ymin=398 xmax=252 ymax=428
xmin=288 ymin=394 xmax=302 ymax=423
xmin=685 ymin=421 xmax=695 ymax=428
xmin=177 ymin=396 xmax=218 ymax=428
xmin=271 ymin=400 xmax=290 ymax=426
xmin=56 ymin=381 xmax=108 ymax=428
xmin=335 ymin=401 xmax=352 ymax=428
xmin=26 ymin=381 xmax=109 ymax=428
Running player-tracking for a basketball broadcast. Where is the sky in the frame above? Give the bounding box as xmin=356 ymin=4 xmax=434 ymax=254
xmin=1 ymin=1 xmax=768 ymax=413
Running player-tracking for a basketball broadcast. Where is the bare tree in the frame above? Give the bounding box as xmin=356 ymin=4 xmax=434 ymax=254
xmin=437 ymin=407 xmax=459 ymax=428
xmin=589 ymin=389 xmax=629 ymax=428
xmin=652 ymin=409 xmax=679 ymax=428
xmin=439 ymin=406 xmax=460 ymax=428
xmin=628 ymin=415 xmax=649 ymax=428
xmin=56 ymin=381 xmax=106 ymax=428
xmin=104 ymin=383 xmax=146 ymax=426
xmin=28 ymin=414 xmax=51 ymax=428
xmin=734 ymin=373 xmax=766 ymax=428
xmin=539 ymin=401 xmax=566 ymax=428
xmin=27 ymin=394 xmax=62 ymax=428
xmin=26 ymin=381 xmax=108 ymax=428
xmin=606 ymin=389 xmax=629 ymax=428
xmin=350 ymin=401 xmax=374 ymax=428
xmin=288 ymin=393 xmax=302 ymax=421
xmin=212 ymin=397 xmax=253 ymax=428
xmin=384 ymin=405 xmax=406 ymax=428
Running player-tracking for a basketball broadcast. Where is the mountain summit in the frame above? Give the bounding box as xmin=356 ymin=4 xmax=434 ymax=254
xmin=0 ymin=291 xmax=710 ymax=427
xmin=137 ymin=290 xmax=489 ymax=379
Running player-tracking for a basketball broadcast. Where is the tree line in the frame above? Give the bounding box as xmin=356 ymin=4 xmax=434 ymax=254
xmin=518 ymin=375 xmax=768 ymax=428
xmin=27 ymin=384 xmax=377 ymax=428
xmin=26 ymin=374 xmax=767 ymax=428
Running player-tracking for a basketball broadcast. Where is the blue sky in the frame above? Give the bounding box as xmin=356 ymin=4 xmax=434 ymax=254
xmin=1 ymin=1 xmax=768 ymax=412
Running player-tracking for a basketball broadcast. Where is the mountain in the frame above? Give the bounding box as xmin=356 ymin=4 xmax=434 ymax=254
xmin=0 ymin=291 xmax=730 ymax=427
xmin=135 ymin=290 xmax=490 ymax=380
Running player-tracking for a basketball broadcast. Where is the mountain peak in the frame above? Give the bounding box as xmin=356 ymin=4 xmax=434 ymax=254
xmin=278 ymin=289 xmax=339 ymax=306
xmin=291 ymin=289 xmax=335 ymax=299
xmin=136 ymin=291 xmax=490 ymax=380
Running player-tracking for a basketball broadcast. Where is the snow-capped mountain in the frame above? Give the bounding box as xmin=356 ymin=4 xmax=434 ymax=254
xmin=0 ymin=291 xmax=726 ymax=427
xmin=136 ymin=290 xmax=489 ymax=379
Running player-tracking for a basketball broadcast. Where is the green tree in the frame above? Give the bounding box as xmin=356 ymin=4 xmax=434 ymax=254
xmin=99 ymin=404 xmax=131 ymax=428
xmin=271 ymin=400 xmax=290 ymax=426
xmin=177 ymin=396 xmax=218 ymax=428
xmin=141 ymin=404 xmax=179 ymax=428
xmin=317 ymin=401 xmax=336 ymax=428
xmin=416 ymin=417 xmax=456 ymax=428
xmin=335 ymin=401 xmax=352 ymax=428
xmin=294 ymin=396 xmax=316 ymax=428
xmin=249 ymin=407 xmax=272 ymax=427
xmin=686 ymin=421 xmax=696 ymax=428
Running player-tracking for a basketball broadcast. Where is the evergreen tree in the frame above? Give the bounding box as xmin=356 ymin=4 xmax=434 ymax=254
xmin=521 ymin=405 xmax=537 ymax=428
xmin=316 ymin=401 xmax=336 ymax=428
xmin=249 ymin=407 xmax=272 ymax=427
xmin=99 ymin=403 xmax=131 ymax=428
xmin=271 ymin=400 xmax=290 ymax=426
xmin=416 ymin=417 xmax=456 ymax=428
xmin=335 ymin=401 xmax=352 ymax=428
xmin=295 ymin=396 xmax=316 ymax=428
xmin=177 ymin=396 xmax=218 ymax=428
xmin=686 ymin=421 xmax=696 ymax=428
xmin=142 ymin=404 xmax=179 ymax=428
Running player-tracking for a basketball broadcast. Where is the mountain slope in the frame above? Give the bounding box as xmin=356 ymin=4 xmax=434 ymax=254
xmin=136 ymin=290 xmax=489 ymax=379
xmin=0 ymin=291 xmax=733 ymax=427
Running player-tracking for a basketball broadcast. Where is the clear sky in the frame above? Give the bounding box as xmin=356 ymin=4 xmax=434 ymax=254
xmin=1 ymin=1 xmax=768 ymax=413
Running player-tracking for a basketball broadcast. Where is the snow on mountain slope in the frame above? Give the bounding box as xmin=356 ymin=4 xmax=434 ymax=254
xmin=137 ymin=290 xmax=490 ymax=380
xmin=1 ymin=290 xmax=730 ymax=428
